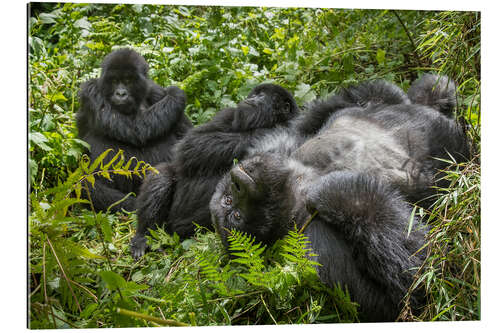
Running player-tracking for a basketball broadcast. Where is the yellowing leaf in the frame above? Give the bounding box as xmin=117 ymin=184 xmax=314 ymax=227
xmin=376 ymin=49 xmax=386 ymax=65
xmin=87 ymin=175 xmax=95 ymax=187
xmin=101 ymin=171 xmax=111 ymax=180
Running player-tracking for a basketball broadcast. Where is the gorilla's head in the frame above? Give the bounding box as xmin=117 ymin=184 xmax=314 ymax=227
xmin=232 ymin=84 xmax=299 ymax=131
xmin=99 ymin=48 xmax=150 ymax=114
xmin=210 ymin=153 xmax=294 ymax=247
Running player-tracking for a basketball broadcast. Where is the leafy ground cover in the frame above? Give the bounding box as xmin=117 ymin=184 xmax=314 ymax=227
xmin=28 ymin=3 xmax=480 ymax=328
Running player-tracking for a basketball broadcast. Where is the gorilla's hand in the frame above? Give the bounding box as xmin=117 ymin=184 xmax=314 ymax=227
xmin=130 ymin=234 xmax=149 ymax=260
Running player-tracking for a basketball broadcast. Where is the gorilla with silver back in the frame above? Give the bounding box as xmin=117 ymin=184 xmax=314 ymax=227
xmin=210 ymin=74 xmax=470 ymax=321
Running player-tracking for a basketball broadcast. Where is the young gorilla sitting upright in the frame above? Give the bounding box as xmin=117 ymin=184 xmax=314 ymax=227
xmin=130 ymin=83 xmax=299 ymax=259
xmin=77 ymin=48 xmax=192 ymax=212
xmin=210 ymin=74 xmax=470 ymax=322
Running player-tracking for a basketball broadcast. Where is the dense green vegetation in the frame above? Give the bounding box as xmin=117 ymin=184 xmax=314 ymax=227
xmin=28 ymin=3 xmax=480 ymax=328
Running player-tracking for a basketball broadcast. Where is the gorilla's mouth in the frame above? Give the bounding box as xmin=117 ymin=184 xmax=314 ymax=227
xmin=242 ymin=100 xmax=257 ymax=108
xmin=112 ymin=101 xmax=136 ymax=115
xmin=111 ymin=98 xmax=132 ymax=106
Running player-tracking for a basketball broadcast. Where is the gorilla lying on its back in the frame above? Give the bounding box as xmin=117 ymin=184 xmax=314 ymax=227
xmin=130 ymin=83 xmax=299 ymax=259
xmin=210 ymin=74 xmax=470 ymax=322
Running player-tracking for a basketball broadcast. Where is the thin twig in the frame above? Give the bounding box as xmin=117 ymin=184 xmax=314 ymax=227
xmin=260 ymin=294 xmax=278 ymax=325
xmin=29 ymin=284 xmax=41 ymax=299
xmin=46 ymin=237 xmax=82 ymax=312
xmin=42 ymin=241 xmax=57 ymax=328
xmin=69 ymin=279 xmax=98 ymax=303
xmin=392 ymin=10 xmax=423 ymax=68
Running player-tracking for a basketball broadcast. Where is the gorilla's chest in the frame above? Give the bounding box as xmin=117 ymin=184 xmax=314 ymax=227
xmin=292 ymin=116 xmax=411 ymax=179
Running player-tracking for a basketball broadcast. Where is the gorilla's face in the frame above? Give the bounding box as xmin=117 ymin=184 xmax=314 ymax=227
xmin=101 ymin=70 xmax=149 ymax=115
xmin=210 ymin=153 xmax=292 ymax=246
xmin=231 ymin=84 xmax=299 ymax=131
xmin=98 ymin=49 xmax=150 ymax=115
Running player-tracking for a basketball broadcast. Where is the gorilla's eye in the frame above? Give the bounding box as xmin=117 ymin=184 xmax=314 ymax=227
xmin=284 ymin=102 xmax=291 ymax=112
xmin=224 ymin=195 xmax=232 ymax=205
xmin=233 ymin=211 xmax=241 ymax=220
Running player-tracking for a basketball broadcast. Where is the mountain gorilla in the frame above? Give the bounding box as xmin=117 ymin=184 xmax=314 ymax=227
xmin=210 ymin=74 xmax=470 ymax=322
xmin=130 ymin=84 xmax=299 ymax=259
xmin=76 ymin=48 xmax=192 ymax=212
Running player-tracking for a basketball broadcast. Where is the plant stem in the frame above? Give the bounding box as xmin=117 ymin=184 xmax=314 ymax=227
xmin=116 ymin=308 xmax=189 ymax=326
xmin=299 ymin=210 xmax=318 ymax=234
xmin=83 ymin=180 xmax=124 ymax=301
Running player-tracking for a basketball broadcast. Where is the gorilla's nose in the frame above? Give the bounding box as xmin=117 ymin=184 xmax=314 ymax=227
xmin=115 ymin=88 xmax=127 ymax=98
xmin=230 ymin=165 xmax=257 ymax=201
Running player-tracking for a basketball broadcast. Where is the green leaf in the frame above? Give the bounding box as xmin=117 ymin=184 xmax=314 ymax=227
xmin=407 ymin=206 xmax=417 ymax=238
xmin=86 ymin=174 xmax=95 ymax=187
xmin=49 ymin=92 xmax=67 ymax=102
xmin=29 ymin=132 xmax=52 ymax=151
xmin=99 ymin=270 xmax=127 ymax=291
xmin=39 ymin=12 xmax=57 ymax=24
xmin=74 ymin=18 xmax=91 ymax=29
xmin=28 ymin=158 xmax=38 ymax=184
xmin=71 ymin=243 xmax=105 ymax=259
xmin=97 ymin=213 xmax=113 ymax=243
xmin=72 ymin=138 xmax=90 ymax=150
xmin=89 ymin=148 xmax=114 ymax=173
xmin=376 ymin=49 xmax=386 ymax=65
xmin=294 ymin=83 xmax=316 ymax=104
xmin=81 ymin=303 xmax=98 ymax=319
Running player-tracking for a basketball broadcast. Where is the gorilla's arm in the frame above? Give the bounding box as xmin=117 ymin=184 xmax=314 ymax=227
xmin=136 ymin=85 xmax=189 ymax=140
xmin=305 ymin=171 xmax=427 ymax=308
xmin=76 ymin=79 xmax=101 ymax=139
xmin=78 ymin=81 xmax=187 ymax=146
xmin=175 ymin=108 xmax=262 ymax=177
xmin=131 ymin=163 xmax=176 ymax=259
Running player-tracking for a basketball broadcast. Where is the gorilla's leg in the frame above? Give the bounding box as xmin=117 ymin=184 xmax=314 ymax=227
xmin=296 ymin=95 xmax=353 ymax=136
xmin=86 ymin=178 xmax=136 ymax=213
xmin=165 ymin=175 xmax=225 ymax=238
xmin=305 ymin=171 xmax=427 ymax=312
xmin=297 ymin=80 xmax=410 ymax=136
xmin=340 ymin=79 xmax=410 ymax=107
xmin=131 ymin=163 xmax=175 ymax=259
xmin=408 ymin=74 xmax=456 ymax=116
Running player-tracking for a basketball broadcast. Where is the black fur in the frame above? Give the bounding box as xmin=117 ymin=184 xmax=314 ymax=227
xmin=76 ymin=48 xmax=192 ymax=213
xmin=130 ymin=84 xmax=299 ymax=259
xmin=408 ymin=73 xmax=457 ymax=116
xmin=210 ymin=75 xmax=470 ymax=322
